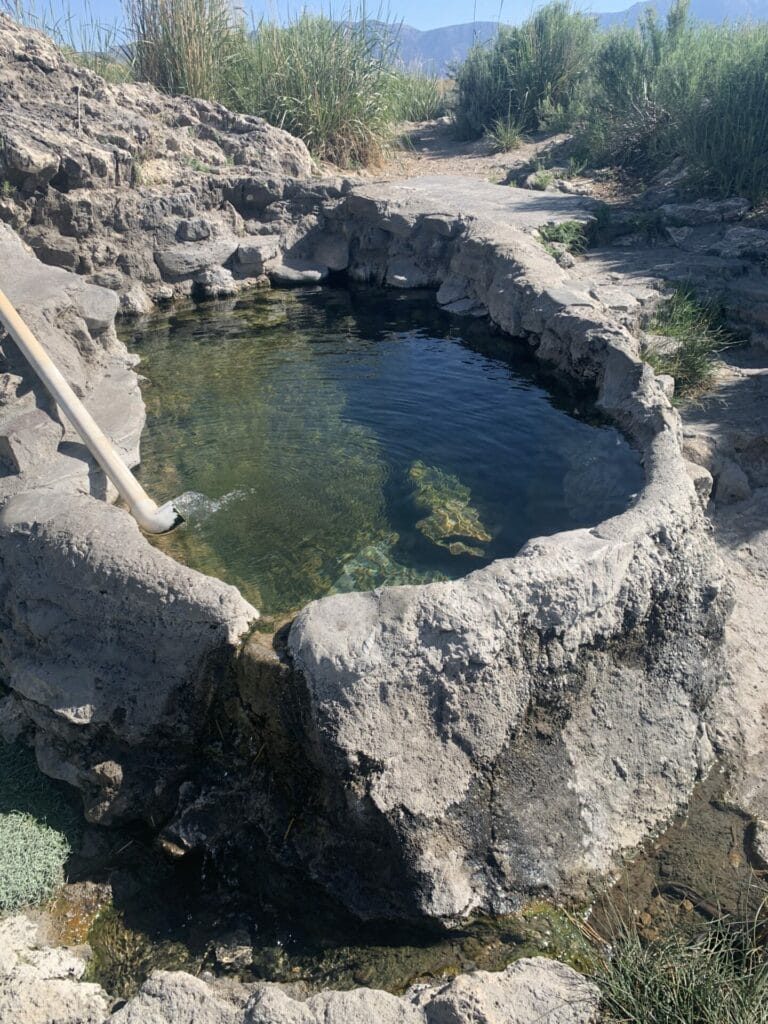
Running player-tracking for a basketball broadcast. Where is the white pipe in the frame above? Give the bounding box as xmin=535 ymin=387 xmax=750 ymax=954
xmin=0 ymin=287 xmax=182 ymax=534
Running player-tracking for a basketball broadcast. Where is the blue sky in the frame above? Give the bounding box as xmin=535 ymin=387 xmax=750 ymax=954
xmin=41 ymin=0 xmax=635 ymax=33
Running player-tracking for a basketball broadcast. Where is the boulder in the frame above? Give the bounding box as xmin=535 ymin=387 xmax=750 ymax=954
xmin=0 ymin=491 xmax=257 ymax=823
xmin=412 ymin=959 xmax=600 ymax=1024
xmin=660 ymin=198 xmax=750 ymax=226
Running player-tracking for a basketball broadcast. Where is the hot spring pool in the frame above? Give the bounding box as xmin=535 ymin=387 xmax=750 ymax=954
xmin=126 ymin=286 xmax=644 ymax=615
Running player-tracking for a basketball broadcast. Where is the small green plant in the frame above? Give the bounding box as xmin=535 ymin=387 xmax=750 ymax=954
xmin=538 ymin=219 xmax=588 ymax=256
xmin=1 ymin=180 xmax=14 ymax=198
xmin=644 ymin=287 xmax=735 ymax=398
xmin=530 ymin=168 xmax=555 ymax=191
xmin=594 ymin=911 xmax=768 ymax=1023
xmin=0 ymin=740 xmax=80 ymax=912
xmin=185 ymin=156 xmax=212 ymax=173
xmin=486 ymin=116 xmax=523 ymax=153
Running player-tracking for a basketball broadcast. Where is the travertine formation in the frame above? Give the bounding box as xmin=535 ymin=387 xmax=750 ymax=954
xmin=0 ymin=13 xmax=728 ymax=933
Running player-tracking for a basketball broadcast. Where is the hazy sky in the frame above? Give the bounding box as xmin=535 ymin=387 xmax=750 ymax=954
xmin=39 ymin=0 xmax=635 ymax=34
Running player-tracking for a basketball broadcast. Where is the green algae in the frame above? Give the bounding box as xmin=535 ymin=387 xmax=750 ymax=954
xmin=85 ymin=905 xmax=197 ymax=1000
xmin=331 ymin=531 xmax=448 ymax=593
xmin=409 ymin=460 xmax=492 ymax=558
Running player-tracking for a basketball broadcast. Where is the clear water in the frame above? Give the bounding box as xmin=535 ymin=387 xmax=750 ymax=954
xmin=127 ymin=286 xmax=643 ymax=615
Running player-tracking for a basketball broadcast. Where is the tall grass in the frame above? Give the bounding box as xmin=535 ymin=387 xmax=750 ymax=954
xmin=453 ymin=2 xmax=597 ymax=139
xmin=125 ymin=0 xmax=237 ymax=101
xmin=596 ymin=913 xmax=768 ymax=1023
xmin=390 ymin=69 xmax=450 ymax=122
xmin=224 ymin=14 xmax=398 ymax=166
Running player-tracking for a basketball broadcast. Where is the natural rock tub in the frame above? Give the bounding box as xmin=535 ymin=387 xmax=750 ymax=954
xmin=130 ymin=286 xmax=643 ymax=615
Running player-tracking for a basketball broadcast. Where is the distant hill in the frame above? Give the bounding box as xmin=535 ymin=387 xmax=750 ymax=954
xmin=392 ymin=21 xmax=498 ymax=72
xmin=377 ymin=1 xmax=768 ymax=75
xmin=360 ymin=20 xmax=498 ymax=74
xmin=597 ymin=0 xmax=768 ymax=26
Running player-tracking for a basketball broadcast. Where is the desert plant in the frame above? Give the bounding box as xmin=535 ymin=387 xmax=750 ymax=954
xmin=644 ymin=286 xmax=735 ymax=398
xmin=0 ymin=741 xmax=80 ymax=912
xmin=0 ymin=812 xmax=71 ymax=911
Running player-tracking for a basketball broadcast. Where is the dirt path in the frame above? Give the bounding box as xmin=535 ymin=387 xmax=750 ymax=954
xmin=365 ymin=118 xmax=580 ymax=186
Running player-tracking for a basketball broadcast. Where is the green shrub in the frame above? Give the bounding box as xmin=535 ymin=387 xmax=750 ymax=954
xmin=453 ymin=2 xmax=597 ymax=138
xmin=0 ymin=741 xmax=80 ymax=912
xmin=573 ymin=0 xmax=768 ymax=200
xmin=644 ymin=287 xmax=735 ymax=398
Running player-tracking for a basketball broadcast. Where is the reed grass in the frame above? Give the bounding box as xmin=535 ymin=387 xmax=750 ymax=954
xmin=390 ymin=70 xmax=450 ymax=122
xmin=453 ymin=1 xmax=597 ymax=138
xmin=223 ymin=14 xmax=398 ymax=166
xmin=125 ymin=0 xmax=237 ymax=100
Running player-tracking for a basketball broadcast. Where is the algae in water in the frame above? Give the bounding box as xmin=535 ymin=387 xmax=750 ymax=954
xmin=409 ymin=461 xmax=492 ymax=558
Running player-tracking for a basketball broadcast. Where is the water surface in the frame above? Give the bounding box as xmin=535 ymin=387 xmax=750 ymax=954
xmin=127 ymin=286 xmax=643 ymax=614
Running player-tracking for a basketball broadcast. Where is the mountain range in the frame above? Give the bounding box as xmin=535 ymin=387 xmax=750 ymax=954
xmin=388 ymin=0 xmax=768 ymax=72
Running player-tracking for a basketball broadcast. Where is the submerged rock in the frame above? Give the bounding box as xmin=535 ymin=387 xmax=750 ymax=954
xmin=332 ymin=533 xmax=447 ymax=593
xmin=409 ymin=461 xmax=492 ymax=558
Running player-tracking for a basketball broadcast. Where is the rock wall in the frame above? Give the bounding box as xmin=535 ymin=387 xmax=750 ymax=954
xmin=0 ymin=14 xmax=320 ymax=312
xmin=0 ymin=225 xmax=257 ymax=825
